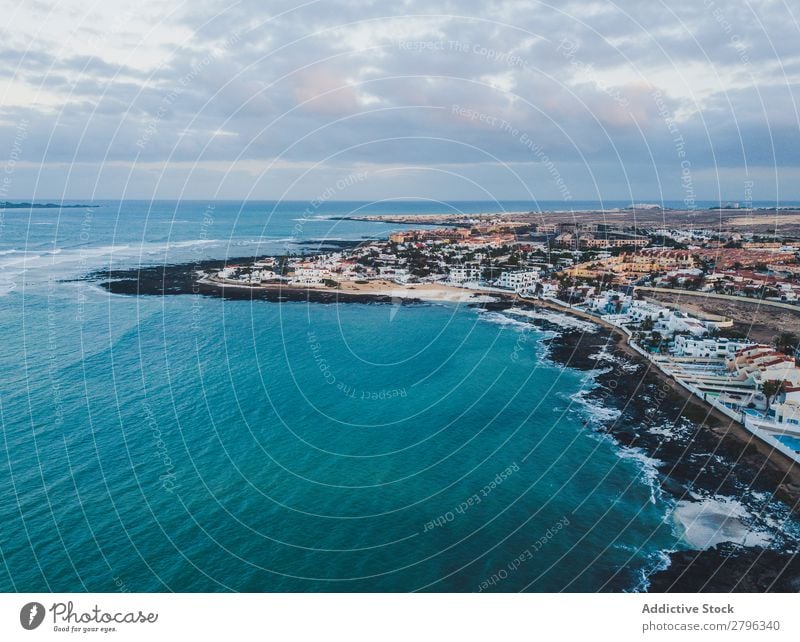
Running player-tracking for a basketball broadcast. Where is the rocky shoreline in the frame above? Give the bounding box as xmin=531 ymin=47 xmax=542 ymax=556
xmin=532 ymin=316 xmax=800 ymax=592
xmin=83 ymin=253 xmax=403 ymax=304
xmin=82 ymin=259 xmax=800 ymax=592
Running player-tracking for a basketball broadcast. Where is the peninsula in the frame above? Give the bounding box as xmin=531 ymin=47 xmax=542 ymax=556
xmin=0 ymin=201 xmax=99 ymax=208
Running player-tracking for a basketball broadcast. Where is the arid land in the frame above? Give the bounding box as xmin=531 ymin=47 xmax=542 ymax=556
xmin=336 ymin=207 xmax=800 ymax=234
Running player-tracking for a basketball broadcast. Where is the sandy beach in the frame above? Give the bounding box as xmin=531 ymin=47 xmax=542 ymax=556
xmin=204 ymin=276 xmax=500 ymax=304
xmin=333 ymin=279 xmax=499 ymax=303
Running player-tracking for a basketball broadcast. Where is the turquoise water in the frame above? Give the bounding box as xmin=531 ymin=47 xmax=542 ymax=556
xmin=0 ymin=199 xmax=781 ymax=592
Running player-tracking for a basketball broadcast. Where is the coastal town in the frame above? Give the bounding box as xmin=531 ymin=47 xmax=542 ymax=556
xmin=202 ymin=208 xmax=800 ymax=466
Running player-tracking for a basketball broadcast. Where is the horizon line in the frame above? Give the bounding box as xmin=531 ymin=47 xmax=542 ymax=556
xmin=4 ymin=198 xmax=796 ymax=204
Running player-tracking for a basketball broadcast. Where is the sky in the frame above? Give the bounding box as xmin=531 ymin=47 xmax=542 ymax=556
xmin=0 ymin=0 xmax=799 ymax=203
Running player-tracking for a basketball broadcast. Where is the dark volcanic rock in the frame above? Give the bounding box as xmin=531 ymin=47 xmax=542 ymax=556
xmin=540 ymin=325 xmax=800 ymax=592
xmin=83 ymin=255 xmax=410 ymax=304
xmin=647 ymin=543 xmax=800 ymax=592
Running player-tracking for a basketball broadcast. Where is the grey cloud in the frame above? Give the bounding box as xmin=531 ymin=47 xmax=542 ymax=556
xmin=0 ymin=0 xmax=799 ymax=199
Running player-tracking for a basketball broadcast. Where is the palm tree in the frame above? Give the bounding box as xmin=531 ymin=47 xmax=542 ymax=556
xmin=762 ymin=379 xmax=785 ymax=413
xmin=651 ymin=331 xmax=663 ymax=352
xmin=774 ymin=332 xmax=799 ymax=356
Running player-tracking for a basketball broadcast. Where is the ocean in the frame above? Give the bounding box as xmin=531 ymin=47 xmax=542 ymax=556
xmin=0 ymin=200 xmax=797 ymax=592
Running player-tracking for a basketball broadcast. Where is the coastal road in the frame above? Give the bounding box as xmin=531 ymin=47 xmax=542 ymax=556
xmin=516 ymin=293 xmax=800 ymax=495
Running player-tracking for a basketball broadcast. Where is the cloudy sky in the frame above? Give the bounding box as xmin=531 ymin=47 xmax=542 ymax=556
xmin=1 ymin=0 xmax=799 ymax=202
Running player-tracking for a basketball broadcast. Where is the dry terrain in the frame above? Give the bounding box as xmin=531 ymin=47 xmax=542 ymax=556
xmin=344 ymin=208 xmax=800 ymax=234
xmin=643 ymin=291 xmax=800 ymax=344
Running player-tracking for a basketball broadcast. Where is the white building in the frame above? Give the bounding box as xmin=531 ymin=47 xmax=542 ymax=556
xmin=218 ymin=267 xmax=237 ymax=279
xmin=626 ymin=300 xmax=669 ymax=324
xmin=587 ymin=292 xmax=632 ymax=315
xmin=734 ymin=346 xmax=800 ymax=437
xmin=495 ymin=269 xmax=540 ymax=292
xmin=671 ymin=336 xmax=755 ymax=358
xmin=290 ymin=266 xmax=334 ymax=285
xmin=664 ymin=313 xmax=708 ymax=337
xmin=449 ymin=265 xmax=482 ymax=284
xmin=728 ymin=345 xmax=800 ymax=389
xmin=624 ymin=301 xmax=710 ymax=337
xmin=378 ymin=267 xmax=411 ymax=282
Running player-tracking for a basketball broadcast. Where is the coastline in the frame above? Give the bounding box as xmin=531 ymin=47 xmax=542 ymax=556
xmin=85 ymin=260 xmax=800 ymax=591
xmin=529 ymin=297 xmax=800 ymax=494
xmin=87 ymin=260 xmax=800 ymax=494
xmin=529 ymin=310 xmax=800 ymax=591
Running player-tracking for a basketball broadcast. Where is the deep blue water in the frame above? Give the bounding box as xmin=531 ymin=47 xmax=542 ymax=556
xmin=0 ymin=200 xmax=795 ymax=592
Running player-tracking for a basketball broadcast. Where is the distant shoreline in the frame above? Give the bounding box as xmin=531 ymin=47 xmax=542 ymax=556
xmin=0 ymin=201 xmax=99 ymax=209
xmin=330 ymin=206 xmax=800 ymax=234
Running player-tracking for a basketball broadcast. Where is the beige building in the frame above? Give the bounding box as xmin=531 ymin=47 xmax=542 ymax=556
xmin=564 ymin=249 xmax=697 ymax=283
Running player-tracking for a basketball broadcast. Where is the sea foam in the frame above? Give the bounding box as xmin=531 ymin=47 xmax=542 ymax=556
xmin=672 ymin=496 xmax=774 ymax=549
